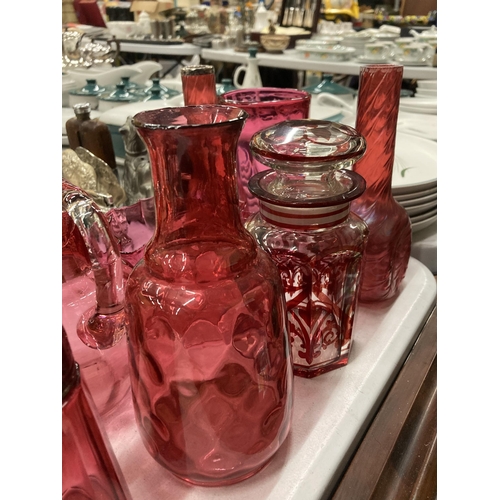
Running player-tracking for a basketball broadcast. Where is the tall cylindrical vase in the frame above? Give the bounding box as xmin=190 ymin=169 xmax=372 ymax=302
xmin=220 ymin=88 xmax=311 ymax=222
xmin=125 ymin=105 xmax=293 ymax=486
xmin=351 ymin=65 xmax=412 ymax=302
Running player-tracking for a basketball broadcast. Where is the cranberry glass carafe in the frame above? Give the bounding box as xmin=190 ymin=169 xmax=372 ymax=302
xmin=220 ymin=88 xmax=311 ymax=221
xmin=62 ymin=327 xmax=132 ymax=500
xmin=245 ymin=120 xmax=368 ymax=377
xmin=351 ymin=65 xmax=412 ymax=302
xmin=126 ymin=105 xmax=293 ymax=486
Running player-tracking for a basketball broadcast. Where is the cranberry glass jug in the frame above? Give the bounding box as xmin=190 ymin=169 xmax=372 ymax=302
xmin=125 ymin=105 xmax=293 ymax=486
xmin=62 ymin=327 xmax=132 ymax=500
xmin=62 ymin=180 xmax=130 ymax=416
xmin=351 ymin=65 xmax=412 ymax=302
xmin=220 ymin=88 xmax=311 ymax=221
xmin=245 ymin=120 xmax=369 ymax=377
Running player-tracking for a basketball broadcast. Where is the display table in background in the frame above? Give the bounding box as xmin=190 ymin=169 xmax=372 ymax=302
xmin=201 ymin=48 xmax=438 ymax=80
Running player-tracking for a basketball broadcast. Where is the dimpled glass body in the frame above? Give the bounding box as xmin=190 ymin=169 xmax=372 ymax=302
xmin=246 ymin=211 xmax=368 ymax=377
xmin=125 ymin=106 xmax=293 ymax=486
xmin=351 ymin=65 xmax=412 ymax=302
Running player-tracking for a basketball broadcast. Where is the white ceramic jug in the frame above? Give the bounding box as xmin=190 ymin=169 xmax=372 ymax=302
xmin=233 ymin=47 xmax=263 ymax=89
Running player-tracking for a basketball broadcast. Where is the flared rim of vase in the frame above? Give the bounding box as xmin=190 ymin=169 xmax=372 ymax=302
xmin=132 ymin=105 xmax=248 ymax=130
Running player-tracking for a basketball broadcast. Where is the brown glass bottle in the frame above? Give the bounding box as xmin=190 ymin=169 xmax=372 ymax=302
xmin=66 ymin=102 xmax=117 ymax=170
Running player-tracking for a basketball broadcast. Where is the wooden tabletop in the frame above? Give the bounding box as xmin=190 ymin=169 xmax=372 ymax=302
xmin=330 ymin=305 xmax=437 ymax=500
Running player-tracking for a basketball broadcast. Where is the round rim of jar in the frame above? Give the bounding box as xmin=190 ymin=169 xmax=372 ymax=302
xmin=220 ymin=88 xmax=311 ymax=106
xmin=248 ymin=168 xmax=366 ymax=208
xmin=132 ymin=105 xmax=248 ymax=130
xmin=180 ymin=65 xmax=215 ymax=76
xmin=250 ymin=119 xmax=366 ymax=169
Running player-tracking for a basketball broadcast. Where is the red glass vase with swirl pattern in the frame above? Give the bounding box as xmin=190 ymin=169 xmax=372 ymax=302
xmin=351 ymin=65 xmax=412 ymax=302
xmin=125 ymin=105 xmax=293 ymax=486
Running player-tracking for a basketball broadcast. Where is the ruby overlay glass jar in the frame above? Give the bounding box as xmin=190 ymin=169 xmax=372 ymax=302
xmin=245 ymin=120 xmax=369 ymax=377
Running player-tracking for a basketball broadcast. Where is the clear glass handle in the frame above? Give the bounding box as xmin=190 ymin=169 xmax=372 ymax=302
xmin=62 ymin=181 xmax=128 ymax=349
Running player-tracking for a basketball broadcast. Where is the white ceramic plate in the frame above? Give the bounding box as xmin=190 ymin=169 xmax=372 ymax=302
xmin=396 ymin=111 xmax=437 ymax=141
xmin=392 ymin=133 xmax=437 ymax=193
xmin=356 ymin=55 xmax=392 ymax=64
xmin=410 ymin=206 xmax=437 ymax=223
xmin=394 ymin=57 xmax=431 ymax=66
xmin=404 ymin=199 xmax=437 ymax=216
xmin=415 ymin=88 xmax=437 ymax=97
xmin=417 ymin=80 xmax=437 ymax=90
xmin=399 ymin=98 xmax=437 ymax=115
xmin=295 ymin=45 xmax=356 ymax=61
xmin=398 ymin=190 xmax=437 ymax=207
xmin=411 ymin=214 xmax=437 ymax=233
xmin=394 ymin=185 xmax=437 ymax=201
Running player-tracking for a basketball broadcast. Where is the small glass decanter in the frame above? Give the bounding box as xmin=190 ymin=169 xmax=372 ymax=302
xmin=245 ymin=119 xmax=369 ymax=377
xmin=351 ymin=64 xmax=412 ymax=302
xmin=125 ymin=105 xmax=293 ymax=486
xmin=62 ymin=327 xmax=132 ymax=500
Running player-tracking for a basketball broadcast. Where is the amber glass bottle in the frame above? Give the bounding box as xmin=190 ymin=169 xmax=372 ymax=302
xmin=66 ymin=102 xmax=117 ymax=170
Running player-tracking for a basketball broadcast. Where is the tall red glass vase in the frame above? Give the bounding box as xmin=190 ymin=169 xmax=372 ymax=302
xmin=351 ymin=65 xmax=412 ymax=302
xmin=125 ymin=105 xmax=293 ymax=486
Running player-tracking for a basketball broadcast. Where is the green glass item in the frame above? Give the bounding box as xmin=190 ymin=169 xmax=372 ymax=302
xmin=303 ymin=75 xmax=357 ymax=96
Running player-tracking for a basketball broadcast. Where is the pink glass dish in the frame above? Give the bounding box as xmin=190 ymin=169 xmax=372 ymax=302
xmin=220 ymin=88 xmax=311 ymax=221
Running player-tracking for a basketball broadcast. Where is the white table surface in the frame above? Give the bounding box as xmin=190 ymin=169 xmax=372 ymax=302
xmin=102 ymin=257 xmax=437 ymax=500
xmin=201 ymin=48 xmax=437 ymax=80
xmin=118 ymin=41 xmax=201 ymax=57
xmin=411 ymin=221 xmax=437 ymax=274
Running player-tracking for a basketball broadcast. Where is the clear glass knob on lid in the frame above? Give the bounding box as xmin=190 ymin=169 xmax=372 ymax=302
xmin=246 ymin=119 xmax=369 ymax=377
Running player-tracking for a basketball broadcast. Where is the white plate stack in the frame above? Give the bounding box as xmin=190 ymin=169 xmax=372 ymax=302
xmin=414 ymin=79 xmax=437 ymax=99
xmin=399 ymin=80 xmax=437 ymax=115
xmin=391 ymin=133 xmax=437 ymax=233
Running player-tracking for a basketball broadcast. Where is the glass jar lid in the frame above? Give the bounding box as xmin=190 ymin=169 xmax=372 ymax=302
xmin=249 ymin=168 xmax=366 ymax=208
xmin=250 ymin=119 xmax=366 ymax=172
